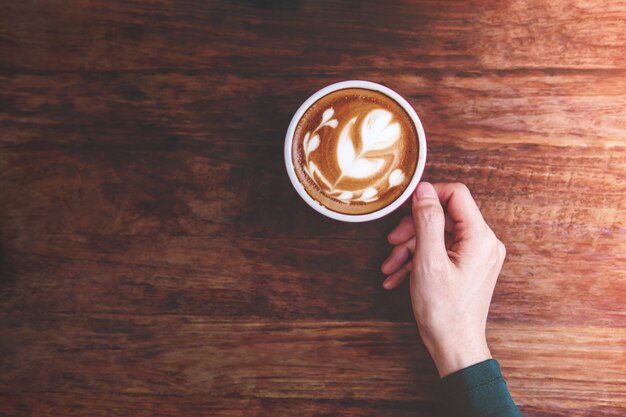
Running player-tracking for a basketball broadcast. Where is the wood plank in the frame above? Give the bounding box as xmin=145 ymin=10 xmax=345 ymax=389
xmin=0 ymin=146 xmax=623 ymax=325
xmin=1 ymin=1 xmax=625 ymax=72
xmin=0 ymin=146 xmax=398 ymax=240
xmin=0 ymin=393 xmax=440 ymax=417
xmin=0 ymin=233 xmax=624 ymax=327
xmin=0 ymin=315 xmax=624 ymax=413
xmin=471 ymin=0 xmax=626 ymax=70
xmin=1 ymin=393 xmax=623 ymax=417
xmin=2 ymin=71 xmax=625 ymax=149
xmin=0 ymin=142 xmax=622 ymax=243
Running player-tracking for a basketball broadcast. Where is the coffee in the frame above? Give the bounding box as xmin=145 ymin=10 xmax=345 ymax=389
xmin=291 ymin=88 xmax=419 ymax=215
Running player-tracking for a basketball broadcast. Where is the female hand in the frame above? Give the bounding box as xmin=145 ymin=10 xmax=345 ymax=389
xmin=381 ymin=182 xmax=506 ymax=377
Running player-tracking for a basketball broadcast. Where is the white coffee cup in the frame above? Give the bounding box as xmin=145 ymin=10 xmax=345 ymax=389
xmin=284 ymin=80 xmax=427 ymax=222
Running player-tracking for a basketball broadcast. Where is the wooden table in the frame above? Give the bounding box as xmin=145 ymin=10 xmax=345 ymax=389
xmin=1 ymin=1 xmax=624 ymax=416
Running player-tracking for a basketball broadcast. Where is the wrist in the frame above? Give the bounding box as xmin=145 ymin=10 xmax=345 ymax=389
xmin=423 ymin=334 xmax=492 ymax=378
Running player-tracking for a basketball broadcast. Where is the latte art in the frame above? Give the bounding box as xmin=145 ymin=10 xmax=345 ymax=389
xmin=303 ymin=107 xmax=405 ymax=203
xmin=292 ymin=88 xmax=419 ymax=215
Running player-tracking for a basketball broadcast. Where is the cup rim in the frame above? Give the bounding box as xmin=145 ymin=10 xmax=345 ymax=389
xmin=284 ymin=80 xmax=427 ymax=223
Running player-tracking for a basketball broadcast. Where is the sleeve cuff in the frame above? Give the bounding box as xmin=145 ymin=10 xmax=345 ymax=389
xmin=441 ymin=359 xmax=523 ymax=417
xmin=441 ymin=358 xmax=504 ymax=398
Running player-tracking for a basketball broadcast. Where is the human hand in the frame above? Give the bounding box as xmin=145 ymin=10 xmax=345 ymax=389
xmin=381 ymin=182 xmax=506 ymax=378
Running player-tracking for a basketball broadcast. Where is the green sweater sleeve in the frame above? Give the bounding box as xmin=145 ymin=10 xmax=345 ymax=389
xmin=440 ymin=359 xmax=523 ymax=417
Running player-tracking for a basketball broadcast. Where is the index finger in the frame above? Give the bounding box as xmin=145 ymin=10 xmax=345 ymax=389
xmin=431 ymin=183 xmax=486 ymax=228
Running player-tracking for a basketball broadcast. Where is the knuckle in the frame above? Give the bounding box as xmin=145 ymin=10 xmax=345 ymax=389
xmin=415 ymin=204 xmax=443 ymax=225
xmin=497 ymin=240 xmax=507 ymax=258
xmin=480 ymin=227 xmax=505 ymax=261
xmin=477 ymin=224 xmax=495 ymax=241
xmin=407 ymin=238 xmax=416 ymax=254
xmin=482 ymin=225 xmax=496 ymax=241
xmin=452 ymin=182 xmax=471 ymax=195
xmin=392 ymin=242 xmax=408 ymax=257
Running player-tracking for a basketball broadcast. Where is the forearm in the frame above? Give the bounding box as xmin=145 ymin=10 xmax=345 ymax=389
xmin=441 ymin=359 xmax=523 ymax=417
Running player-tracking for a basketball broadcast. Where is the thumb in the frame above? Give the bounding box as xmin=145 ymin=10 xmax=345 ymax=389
xmin=412 ymin=182 xmax=448 ymax=263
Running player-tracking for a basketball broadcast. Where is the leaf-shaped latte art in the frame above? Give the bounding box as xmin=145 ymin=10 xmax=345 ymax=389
xmin=337 ymin=191 xmax=353 ymax=200
xmin=304 ymin=109 xmax=337 ymax=161
xmin=322 ymin=107 xmax=334 ymax=123
xmin=359 ymin=187 xmax=378 ymax=201
xmin=336 ymin=117 xmax=385 ymax=179
xmin=360 ymin=109 xmax=401 ymax=152
xmin=303 ymin=132 xmax=310 ymax=153
xmin=336 ymin=118 xmax=357 ymax=172
xmin=388 ymin=169 xmax=405 ymax=188
xmin=306 ymin=134 xmax=320 ymax=155
xmin=307 ymin=161 xmax=333 ymax=190
xmin=303 ymin=106 xmax=405 ymax=206
xmin=345 ymin=158 xmax=385 ymax=179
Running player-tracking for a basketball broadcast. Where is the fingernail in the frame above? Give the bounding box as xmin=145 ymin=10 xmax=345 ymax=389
xmin=382 ymin=276 xmax=393 ymax=289
xmin=416 ymin=182 xmax=438 ymax=200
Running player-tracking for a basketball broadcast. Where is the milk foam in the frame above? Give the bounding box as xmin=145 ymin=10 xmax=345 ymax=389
xmin=292 ymin=87 xmax=419 ymax=215
xmin=302 ymin=106 xmax=407 ymax=203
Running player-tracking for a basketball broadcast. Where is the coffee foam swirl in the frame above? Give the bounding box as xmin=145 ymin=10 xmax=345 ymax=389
xmin=293 ymin=88 xmax=419 ymax=215
xmin=303 ymin=107 xmax=404 ymax=203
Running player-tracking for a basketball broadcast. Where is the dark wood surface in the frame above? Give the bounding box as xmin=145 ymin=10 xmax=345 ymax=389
xmin=1 ymin=1 xmax=625 ymax=416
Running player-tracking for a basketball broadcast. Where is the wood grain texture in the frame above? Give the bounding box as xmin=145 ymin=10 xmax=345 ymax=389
xmin=0 ymin=316 xmax=624 ymax=410
xmin=0 ymin=146 xmax=622 ymax=326
xmin=1 ymin=0 xmax=625 ymax=416
xmin=1 ymin=0 xmax=626 ymax=71
xmin=2 ymin=71 xmax=625 ymax=149
xmin=0 ymin=393 xmax=442 ymax=417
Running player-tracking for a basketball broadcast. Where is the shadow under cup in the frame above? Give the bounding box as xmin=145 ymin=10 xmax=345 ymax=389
xmin=285 ymin=80 xmax=427 ymax=223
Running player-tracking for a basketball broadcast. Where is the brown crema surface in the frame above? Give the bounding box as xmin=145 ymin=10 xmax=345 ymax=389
xmin=292 ymin=88 xmax=419 ymax=215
